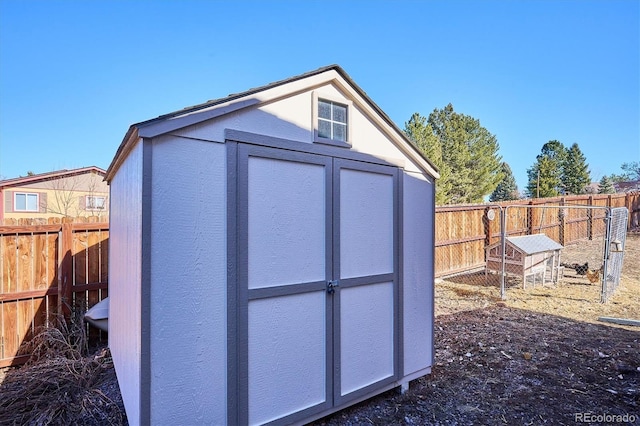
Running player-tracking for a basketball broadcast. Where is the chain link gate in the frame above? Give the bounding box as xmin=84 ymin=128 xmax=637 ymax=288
xmin=601 ymin=207 xmax=628 ymax=302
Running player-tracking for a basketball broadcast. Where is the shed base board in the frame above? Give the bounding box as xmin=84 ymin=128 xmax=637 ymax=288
xmin=289 ymin=366 xmax=432 ymax=426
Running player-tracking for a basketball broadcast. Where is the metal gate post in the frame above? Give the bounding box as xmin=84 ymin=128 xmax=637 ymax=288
xmin=500 ymin=207 xmax=507 ymax=300
xmin=600 ymin=207 xmax=612 ymax=303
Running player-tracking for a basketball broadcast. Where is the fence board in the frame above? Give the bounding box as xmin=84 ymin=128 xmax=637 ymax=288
xmin=33 ymin=232 xmax=45 ymax=289
xmin=0 ymin=217 xmax=108 ymax=367
xmin=100 ymin=232 xmax=109 ymax=284
xmin=87 ymin=228 xmax=100 ymax=284
xmin=17 ymin=234 xmax=32 ymax=293
xmin=47 ymin=232 xmax=58 ymax=290
xmin=2 ymin=301 xmax=18 ymax=361
xmin=2 ymin=234 xmax=17 ymax=294
xmin=73 ymin=229 xmax=88 ymax=287
xmin=17 ymin=299 xmax=33 ymax=345
xmin=33 ymin=297 xmax=47 ymax=332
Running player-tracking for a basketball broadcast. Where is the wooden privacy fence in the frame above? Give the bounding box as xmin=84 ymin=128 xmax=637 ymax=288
xmin=435 ymin=192 xmax=640 ymax=278
xmin=1 ymin=192 xmax=638 ymax=366
xmin=0 ymin=217 xmax=108 ymax=367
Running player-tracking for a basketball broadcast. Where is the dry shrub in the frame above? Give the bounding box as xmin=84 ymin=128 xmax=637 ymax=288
xmin=0 ymin=313 xmax=124 ymax=426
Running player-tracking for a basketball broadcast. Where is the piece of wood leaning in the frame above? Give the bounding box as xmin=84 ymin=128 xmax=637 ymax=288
xmin=598 ymin=317 xmax=640 ymax=327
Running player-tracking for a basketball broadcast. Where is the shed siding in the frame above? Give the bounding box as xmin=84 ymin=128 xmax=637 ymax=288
xmin=108 ymin=140 xmax=143 ymax=424
xmin=149 ymin=136 xmax=227 ymax=425
xmin=402 ymin=171 xmax=434 ymax=375
xmin=172 ymin=90 xmax=313 ymax=144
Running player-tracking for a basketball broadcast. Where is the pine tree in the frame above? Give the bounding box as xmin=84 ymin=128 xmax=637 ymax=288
xmin=621 ymin=161 xmax=640 ymax=180
xmin=404 ymin=113 xmax=451 ymax=205
xmin=598 ymin=175 xmax=616 ymax=194
xmin=490 ymin=162 xmax=519 ymax=201
xmin=526 ymin=141 xmax=566 ymax=198
xmin=426 ymin=104 xmax=502 ymax=204
xmin=562 ymin=143 xmax=590 ymax=194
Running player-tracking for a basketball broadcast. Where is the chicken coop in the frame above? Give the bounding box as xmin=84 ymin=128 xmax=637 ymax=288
xmin=106 ymin=65 xmax=439 ymax=425
xmin=486 ymin=234 xmax=564 ymax=287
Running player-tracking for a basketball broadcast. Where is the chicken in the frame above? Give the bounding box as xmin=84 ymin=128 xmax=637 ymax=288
xmin=586 ymin=265 xmax=604 ymax=284
xmin=561 ymin=262 xmax=589 ymax=275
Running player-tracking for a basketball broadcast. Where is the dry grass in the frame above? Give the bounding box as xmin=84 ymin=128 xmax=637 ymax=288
xmin=436 ymin=231 xmax=640 ymax=329
xmin=0 ymin=314 xmax=125 ymax=426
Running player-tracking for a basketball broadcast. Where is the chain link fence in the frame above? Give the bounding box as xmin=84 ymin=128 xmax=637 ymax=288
xmin=601 ymin=207 xmax=629 ymax=302
xmin=435 ymin=203 xmax=630 ymax=316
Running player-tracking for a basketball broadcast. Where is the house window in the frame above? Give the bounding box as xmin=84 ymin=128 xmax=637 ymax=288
xmin=318 ymin=99 xmax=348 ymax=142
xmin=14 ymin=193 xmax=39 ymax=212
xmin=86 ymin=196 xmax=106 ymax=211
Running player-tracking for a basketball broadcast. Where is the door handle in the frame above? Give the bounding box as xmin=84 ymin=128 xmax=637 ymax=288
xmin=327 ymin=280 xmax=339 ymax=294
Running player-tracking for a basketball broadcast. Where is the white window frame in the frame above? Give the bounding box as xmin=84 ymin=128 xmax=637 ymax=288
xmin=312 ymin=91 xmax=351 ymax=147
xmin=14 ymin=192 xmax=39 ymax=212
xmin=85 ymin=195 xmax=106 ymax=211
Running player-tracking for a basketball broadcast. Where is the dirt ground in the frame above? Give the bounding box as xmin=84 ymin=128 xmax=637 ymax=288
xmin=1 ymin=233 xmax=638 ymax=425
xmin=314 ymin=231 xmax=640 ymax=425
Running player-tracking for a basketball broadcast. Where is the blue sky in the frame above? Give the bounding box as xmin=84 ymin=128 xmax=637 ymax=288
xmin=1 ymin=0 xmax=638 ymax=192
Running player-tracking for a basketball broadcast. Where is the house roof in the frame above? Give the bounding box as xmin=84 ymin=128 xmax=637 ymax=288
xmin=613 ymin=180 xmax=640 ymax=193
xmin=106 ymin=65 xmax=439 ymax=181
xmin=505 ymin=234 xmax=563 ymax=255
xmin=0 ymin=166 xmax=106 ymax=189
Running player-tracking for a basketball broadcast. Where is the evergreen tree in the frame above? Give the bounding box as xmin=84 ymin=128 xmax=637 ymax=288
xmin=425 ymin=104 xmax=502 ymax=204
xmin=490 ymin=162 xmax=519 ymax=201
xmin=404 ymin=113 xmax=451 ymax=205
xmin=621 ymin=161 xmax=640 ymax=180
xmin=598 ymin=175 xmax=616 ymax=194
xmin=562 ymin=143 xmax=590 ymax=194
xmin=526 ymin=141 xmax=566 ymax=198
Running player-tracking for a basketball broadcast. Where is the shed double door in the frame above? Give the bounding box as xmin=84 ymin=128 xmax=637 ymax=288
xmin=236 ymin=144 xmax=399 ymax=425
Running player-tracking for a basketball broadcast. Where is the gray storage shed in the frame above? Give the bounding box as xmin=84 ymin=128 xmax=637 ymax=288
xmin=106 ymin=65 xmax=439 ymax=425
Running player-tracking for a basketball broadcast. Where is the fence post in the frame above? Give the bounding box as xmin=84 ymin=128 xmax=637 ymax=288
xmin=625 ymin=193 xmax=631 ymax=230
xmin=58 ymin=220 xmax=73 ymax=319
xmin=587 ymin=195 xmax=593 ymax=240
xmin=527 ymin=200 xmax=534 ymax=235
xmin=559 ymin=197 xmax=566 ymax=245
xmin=484 ymin=206 xmax=492 ymax=248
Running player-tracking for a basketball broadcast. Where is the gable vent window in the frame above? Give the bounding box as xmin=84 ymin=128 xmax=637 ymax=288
xmin=318 ymin=99 xmax=348 ymax=142
xmin=313 ymin=92 xmax=352 ymax=148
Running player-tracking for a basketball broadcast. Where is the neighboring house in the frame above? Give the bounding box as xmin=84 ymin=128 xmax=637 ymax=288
xmin=0 ymin=166 xmax=109 ymax=222
xmin=584 ymin=182 xmax=600 ymax=194
xmin=613 ymin=180 xmax=640 ymax=193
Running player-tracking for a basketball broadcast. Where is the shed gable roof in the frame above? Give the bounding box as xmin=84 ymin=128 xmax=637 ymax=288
xmin=106 ymin=65 xmax=439 ymax=181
